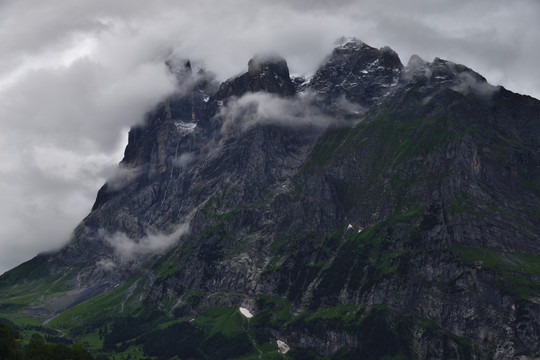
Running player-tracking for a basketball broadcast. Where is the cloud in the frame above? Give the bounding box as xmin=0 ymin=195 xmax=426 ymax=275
xmin=219 ymin=92 xmax=328 ymax=132
xmin=100 ymin=223 xmax=190 ymax=265
xmin=0 ymin=0 xmax=539 ymax=274
xmin=96 ymin=258 xmax=117 ymax=271
xmin=104 ymin=166 xmax=142 ymax=191
xmin=173 ymin=152 xmax=197 ymax=169
xmin=401 ymin=55 xmax=431 ymax=82
xmin=219 ymin=91 xmax=364 ymax=135
xmin=401 ymin=55 xmax=500 ymax=98
xmin=0 ymin=142 xmax=119 ymax=274
xmin=1 ymin=58 xmax=176 ymax=152
xmin=363 ymin=1 xmax=540 ymax=98
xmin=451 ymin=72 xmax=500 ymax=98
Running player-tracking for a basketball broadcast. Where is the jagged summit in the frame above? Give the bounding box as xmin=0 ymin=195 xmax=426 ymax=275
xmin=406 ymin=54 xmax=427 ymax=68
xmin=400 ymin=54 xmax=497 ymax=99
xmin=214 ymin=53 xmax=295 ymax=99
xmin=333 ymin=36 xmax=364 ymax=49
xmin=309 ymin=38 xmax=403 ymax=106
xmin=247 ymin=53 xmax=290 ymax=78
xmin=164 ymin=57 xmax=193 ymax=82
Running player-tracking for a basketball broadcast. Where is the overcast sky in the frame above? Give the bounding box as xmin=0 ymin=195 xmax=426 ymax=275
xmin=0 ymin=0 xmax=539 ymax=275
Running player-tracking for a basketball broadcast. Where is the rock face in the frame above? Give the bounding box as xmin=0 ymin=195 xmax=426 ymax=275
xmin=1 ymin=39 xmax=540 ymax=359
xmin=308 ymin=37 xmax=403 ymax=106
xmin=215 ymin=53 xmax=296 ymax=99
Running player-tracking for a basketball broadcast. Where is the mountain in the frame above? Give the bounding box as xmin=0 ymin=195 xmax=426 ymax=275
xmin=1 ymin=38 xmax=540 ymax=360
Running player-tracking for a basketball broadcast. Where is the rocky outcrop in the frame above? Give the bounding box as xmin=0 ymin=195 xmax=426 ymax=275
xmin=308 ymin=37 xmax=403 ymax=106
xmin=214 ymin=54 xmax=295 ymax=99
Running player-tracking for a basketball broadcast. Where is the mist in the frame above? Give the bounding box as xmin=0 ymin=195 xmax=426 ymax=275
xmin=99 ymin=223 xmax=190 ymax=266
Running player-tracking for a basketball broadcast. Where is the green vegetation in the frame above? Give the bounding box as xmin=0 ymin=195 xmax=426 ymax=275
xmin=448 ymin=193 xmax=474 ymax=214
xmin=302 ymin=126 xmax=357 ymax=168
xmin=251 ymin=296 xmax=292 ymax=328
xmin=0 ymin=321 xmax=96 ymax=360
xmin=312 ymin=208 xmax=423 ymax=303
xmin=458 ymin=247 xmax=540 ymax=300
xmin=0 ymin=256 xmax=49 ymax=288
xmin=99 ymin=306 xmax=257 ymax=359
xmin=49 ymin=277 xmax=144 ymax=332
xmin=286 ymin=305 xmax=413 ymax=360
xmin=0 ymin=267 xmax=74 ymax=309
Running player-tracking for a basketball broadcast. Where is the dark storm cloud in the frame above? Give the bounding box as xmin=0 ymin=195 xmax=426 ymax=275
xmin=0 ymin=0 xmax=538 ymax=274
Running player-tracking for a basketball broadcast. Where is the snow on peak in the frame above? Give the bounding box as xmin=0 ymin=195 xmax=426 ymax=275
xmin=334 ymin=36 xmax=364 ymax=49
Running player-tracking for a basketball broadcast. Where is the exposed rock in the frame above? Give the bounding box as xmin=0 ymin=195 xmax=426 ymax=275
xmin=214 ymin=53 xmax=295 ymax=99
xmin=308 ymin=37 xmax=403 ymax=106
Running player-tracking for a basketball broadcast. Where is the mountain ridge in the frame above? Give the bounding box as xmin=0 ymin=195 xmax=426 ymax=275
xmin=1 ymin=38 xmax=539 ymax=359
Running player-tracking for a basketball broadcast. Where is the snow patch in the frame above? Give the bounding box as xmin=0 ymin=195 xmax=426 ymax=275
xmin=277 ymin=340 xmax=290 ymax=354
xmin=239 ymin=307 xmax=254 ymax=318
xmin=174 ymin=121 xmax=197 ymax=135
xmin=335 ymin=36 xmax=364 ymax=49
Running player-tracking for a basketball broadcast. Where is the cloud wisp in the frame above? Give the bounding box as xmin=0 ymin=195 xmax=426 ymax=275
xmin=219 ymin=91 xmax=363 ymax=135
xmin=98 ymin=223 xmax=190 ymax=267
xmin=451 ymin=72 xmax=500 ymax=98
xmin=103 ymin=166 xmax=142 ymax=192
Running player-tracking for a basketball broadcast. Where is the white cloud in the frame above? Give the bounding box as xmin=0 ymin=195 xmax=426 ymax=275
xmin=451 ymin=72 xmax=500 ymax=98
xmin=104 ymin=166 xmax=142 ymax=191
xmin=173 ymin=152 xmax=197 ymax=169
xmin=219 ymin=92 xmax=333 ymax=133
xmin=100 ymin=223 xmax=190 ymax=265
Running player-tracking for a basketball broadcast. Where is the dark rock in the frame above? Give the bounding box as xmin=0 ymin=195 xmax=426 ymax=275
xmin=307 ymin=37 xmax=403 ymax=106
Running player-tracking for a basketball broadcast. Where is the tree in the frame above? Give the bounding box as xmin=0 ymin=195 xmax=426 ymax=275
xmin=0 ymin=322 xmax=22 ymax=360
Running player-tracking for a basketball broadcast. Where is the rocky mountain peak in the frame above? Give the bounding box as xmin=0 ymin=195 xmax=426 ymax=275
xmin=307 ymin=38 xmax=403 ymax=106
xmin=247 ymin=53 xmax=290 ymax=78
xmin=214 ymin=53 xmax=295 ymax=100
xmin=164 ymin=57 xmax=193 ymax=82
xmin=333 ymin=36 xmax=365 ymax=50
xmin=406 ymin=54 xmax=427 ymax=68
xmin=400 ymin=54 xmax=496 ymax=98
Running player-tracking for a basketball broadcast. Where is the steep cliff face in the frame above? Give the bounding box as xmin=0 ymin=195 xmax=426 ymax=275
xmin=1 ymin=39 xmax=539 ymax=359
xmin=215 ymin=53 xmax=296 ymax=99
xmin=308 ymin=38 xmax=403 ymax=107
